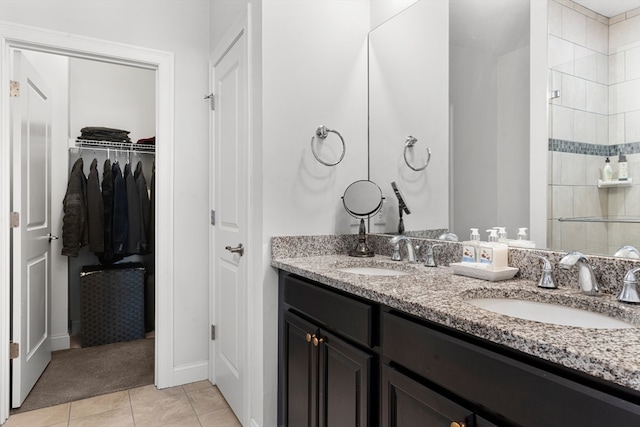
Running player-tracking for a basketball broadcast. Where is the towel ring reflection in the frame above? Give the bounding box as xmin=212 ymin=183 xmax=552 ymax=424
xmin=311 ymin=125 xmax=346 ymax=166
xmin=404 ymin=136 xmax=431 ymax=171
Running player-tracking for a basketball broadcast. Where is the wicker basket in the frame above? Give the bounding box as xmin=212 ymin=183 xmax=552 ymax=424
xmin=80 ymin=263 xmax=145 ymax=347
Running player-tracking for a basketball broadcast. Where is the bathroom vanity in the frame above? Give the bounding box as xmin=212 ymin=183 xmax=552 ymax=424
xmin=274 ymin=253 xmax=640 ymax=427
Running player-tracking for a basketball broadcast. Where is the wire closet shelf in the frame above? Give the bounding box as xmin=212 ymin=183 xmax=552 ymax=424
xmin=73 ymin=139 xmax=156 ymax=154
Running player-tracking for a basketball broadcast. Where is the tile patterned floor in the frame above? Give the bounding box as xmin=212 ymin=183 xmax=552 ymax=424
xmin=4 ymin=381 xmax=241 ymax=427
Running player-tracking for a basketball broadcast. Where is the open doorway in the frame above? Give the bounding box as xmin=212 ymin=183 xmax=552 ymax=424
xmin=9 ymin=49 xmax=157 ymax=413
xmin=0 ymin=22 xmax=176 ymax=424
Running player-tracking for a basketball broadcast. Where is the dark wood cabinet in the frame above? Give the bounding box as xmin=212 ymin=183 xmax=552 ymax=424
xmin=382 ymin=310 xmax=640 ymax=426
xmin=278 ymin=271 xmax=640 ymax=427
xmin=318 ymin=328 xmax=373 ymax=427
xmin=282 ymin=312 xmax=318 ymax=427
xmin=382 ymin=365 xmax=481 ymax=427
xmin=279 ymin=273 xmax=376 ymax=427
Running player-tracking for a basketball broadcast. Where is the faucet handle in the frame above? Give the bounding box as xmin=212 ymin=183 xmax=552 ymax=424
xmin=424 ymin=244 xmax=443 ymax=267
xmin=619 ymin=267 xmax=640 ymax=304
xmin=533 ymin=254 xmax=558 ymax=289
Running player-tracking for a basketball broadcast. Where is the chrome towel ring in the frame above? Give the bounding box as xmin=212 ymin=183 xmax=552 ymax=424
xmin=404 ymin=135 xmax=431 ymax=171
xmin=311 ymin=125 xmax=346 ymax=166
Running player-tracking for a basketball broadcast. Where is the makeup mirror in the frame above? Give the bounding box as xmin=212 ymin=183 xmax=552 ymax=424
xmin=342 ymin=180 xmax=384 ymax=257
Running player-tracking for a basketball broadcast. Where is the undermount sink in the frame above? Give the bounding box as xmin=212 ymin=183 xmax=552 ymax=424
xmin=338 ymin=266 xmax=408 ymax=276
xmin=466 ymin=298 xmax=636 ymax=329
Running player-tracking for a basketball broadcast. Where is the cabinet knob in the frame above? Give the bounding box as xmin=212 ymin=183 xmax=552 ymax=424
xmin=306 ymin=333 xmax=312 ymax=343
xmin=450 ymin=422 xmax=466 ymax=427
xmin=312 ymin=336 xmax=325 ymax=347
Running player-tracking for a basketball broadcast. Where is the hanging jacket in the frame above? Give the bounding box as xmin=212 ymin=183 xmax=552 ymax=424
xmin=134 ymin=161 xmax=150 ymax=254
xmin=112 ymin=162 xmax=128 ymax=255
xmin=61 ymin=158 xmax=88 ymax=256
xmin=98 ymin=159 xmax=123 ymax=265
xmin=86 ymin=158 xmax=104 ymax=253
xmin=148 ymin=162 xmax=155 ymax=253
xmin=125 ymin=163 xmax=142 ymax=254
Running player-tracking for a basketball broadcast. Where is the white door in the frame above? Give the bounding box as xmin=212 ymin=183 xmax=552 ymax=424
xmin=11 ymin=50 xmax=53 ymax=408
xmin=213 ymin=30 xmax=248 ymax=421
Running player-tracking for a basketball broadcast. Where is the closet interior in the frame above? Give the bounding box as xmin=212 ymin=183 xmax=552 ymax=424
xmin=25 ymin=51 xmax=157 ymax=351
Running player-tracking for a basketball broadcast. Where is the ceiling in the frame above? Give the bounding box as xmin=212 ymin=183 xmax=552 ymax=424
xmin=573 ymin=0 xmax=640 ymax=18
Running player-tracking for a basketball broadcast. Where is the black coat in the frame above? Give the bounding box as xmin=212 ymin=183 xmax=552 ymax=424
xmin=112 ymin=162 xmax=128 ymax=255
xmin=61 ymin=158 xmax=88 ymax=256
xmin=86 ymin=158 xmax=104 ymax=253
xmin=135 ymin=161 xmax=151 ymax=254
xmin=125 ymin=163 xmax=142 ymax=254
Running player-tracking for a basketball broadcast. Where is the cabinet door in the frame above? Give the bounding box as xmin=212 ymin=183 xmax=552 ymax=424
xmin=318 ymin=330 xmax=373 ymax=427
xmin=382 ymin=365 xmax=473 ymax=427
xmin=283 ymin=311 xmax=319 ymax=427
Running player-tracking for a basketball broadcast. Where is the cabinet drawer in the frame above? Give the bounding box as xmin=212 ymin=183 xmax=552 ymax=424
xmin=382 ymin=365 xmax=474 ymax=427
xmin=282 ymin=274 xmax=375 ymax=348
xmin=383 ymin=311 xmax=640 ymax=426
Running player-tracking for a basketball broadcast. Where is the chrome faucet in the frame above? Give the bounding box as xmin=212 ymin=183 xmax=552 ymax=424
xmin=618 ymin=266 xmax=640 ymax=304
xmin=558 ymin=251 xmax=599 ymax=295
xmin=389 ymin=235 xmax=417 ymax=263
xmin=614 ymin=245 xmax=640 ymax=259
xmin=533 ymin=254 xmax=557 ymax=289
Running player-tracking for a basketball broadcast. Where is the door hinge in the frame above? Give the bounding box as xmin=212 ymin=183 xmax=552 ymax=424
xmin=10 ymin=212 xmax=19 ymax=228
xmin=210 ymin=210 xmax=215 ymax=226
xmin=10 ymin=80 xmax=19 ymax=97
xmin=204 ymin=93 xmax=214 ymax=110
xmin=10 ymin=342 xmax=19 ymax=360
xmin=211 ymin=325 xmax=216 ymax=340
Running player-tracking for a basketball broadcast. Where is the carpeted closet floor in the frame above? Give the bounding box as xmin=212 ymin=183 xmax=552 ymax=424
xmin=11 ymin=337 xmax=154 ymax=414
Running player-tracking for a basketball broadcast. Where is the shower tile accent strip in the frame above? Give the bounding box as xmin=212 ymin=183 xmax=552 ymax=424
xmin=549 ymin=139 xmax=640 ymax=156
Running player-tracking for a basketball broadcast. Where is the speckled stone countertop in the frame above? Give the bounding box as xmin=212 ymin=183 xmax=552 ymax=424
xmin=271 ymin=250 xmax=640 ymax=393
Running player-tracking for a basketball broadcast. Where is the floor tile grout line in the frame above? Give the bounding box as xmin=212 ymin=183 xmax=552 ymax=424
xmin=183 ymin=385 xmax=205 ymax=427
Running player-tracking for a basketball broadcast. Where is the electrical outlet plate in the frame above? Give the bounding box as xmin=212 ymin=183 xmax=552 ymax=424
xmin=374 ymin=200 xmax=385 ymax=225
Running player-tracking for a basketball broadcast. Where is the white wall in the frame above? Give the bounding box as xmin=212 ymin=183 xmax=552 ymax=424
xmin=1 ymin=0 xmax=211 ymax=380
xmin=69 ymin=59 xmax=155 ymax=142
xmin=370 ymin=0 xmax=419 ymax=29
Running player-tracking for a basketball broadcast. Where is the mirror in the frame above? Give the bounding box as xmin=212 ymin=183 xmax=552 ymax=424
xmin=369 ymin=0 xmax=530 ymax=243
xmin=368 ymin=0 xmax=640 ymax=258
xmin=342 ymin=180 xmax=383 ymax=257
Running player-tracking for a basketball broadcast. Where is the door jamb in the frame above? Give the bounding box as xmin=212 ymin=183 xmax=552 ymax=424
xmin=0 ymin=21 xmax=176 ymax=423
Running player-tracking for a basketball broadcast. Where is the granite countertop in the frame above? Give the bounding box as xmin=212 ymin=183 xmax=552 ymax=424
xmin=272 ymin=254 xmax=640 ymax=393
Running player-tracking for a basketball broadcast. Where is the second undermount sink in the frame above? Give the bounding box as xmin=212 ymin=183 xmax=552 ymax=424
xmin=466 ymin=298 xmax=636 ymax=329
xmin=338 ymin=266 xmax=409 ymax=276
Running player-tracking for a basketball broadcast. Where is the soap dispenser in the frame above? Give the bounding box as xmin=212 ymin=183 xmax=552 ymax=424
xmin=479 ymin=229 xmax=508 ymax=269
xmin=618 ymin=152 xmax=628 ymax=181
xmin=603 ymin=157 xmax=613 ymax=181
xmin=497 ymin=227 xmax=508 ymax=243
xmin=509 ymin=227 xmax=536 ymax=248
xmin=462 ymin=228 xmax=480 ymax=263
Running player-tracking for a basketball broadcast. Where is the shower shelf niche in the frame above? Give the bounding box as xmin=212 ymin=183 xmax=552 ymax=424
xmin=597 ymin=179 xmax=633 ymax=188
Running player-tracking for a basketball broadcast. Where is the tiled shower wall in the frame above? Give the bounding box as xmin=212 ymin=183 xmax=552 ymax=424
xmin=548 ymin=0 xmax=640 ymax=256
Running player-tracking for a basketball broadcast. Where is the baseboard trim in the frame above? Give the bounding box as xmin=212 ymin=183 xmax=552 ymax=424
xmin=51 ymin=334 xmax=70 ymax=351
xmin=172 ymin=360 xmax=209 ymax=386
